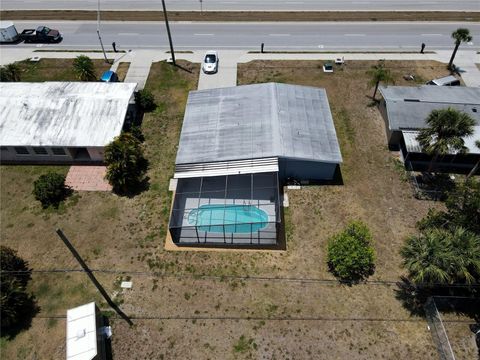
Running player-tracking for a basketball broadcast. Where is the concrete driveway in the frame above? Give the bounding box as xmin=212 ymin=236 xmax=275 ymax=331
xmin=197 ymin=51 xmax=242 ymax=90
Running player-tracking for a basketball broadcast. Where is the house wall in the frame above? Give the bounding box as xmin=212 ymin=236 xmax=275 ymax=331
xmin=0 ymin=146 xmax=105 ymax=164
xmin=378 ymin=99 xmax=398 ymax=149
xmin=279 ymin=158 xmax=338 ymax=181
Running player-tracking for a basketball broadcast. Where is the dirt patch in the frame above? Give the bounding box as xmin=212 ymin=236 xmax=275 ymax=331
xmin=1 ymin=10 xmax=478 ymax=22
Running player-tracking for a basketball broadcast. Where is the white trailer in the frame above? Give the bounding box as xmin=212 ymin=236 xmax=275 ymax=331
xmin=0 ymin=21 xmax=19 ymax=43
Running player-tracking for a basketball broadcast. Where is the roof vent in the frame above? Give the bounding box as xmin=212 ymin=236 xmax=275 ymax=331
xmin=76 ymin=328 xmax=86 ymax=339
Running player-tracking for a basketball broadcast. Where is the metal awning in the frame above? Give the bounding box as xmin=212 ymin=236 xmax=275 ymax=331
xmin=174 ymin=157 xmax=279 ymax=179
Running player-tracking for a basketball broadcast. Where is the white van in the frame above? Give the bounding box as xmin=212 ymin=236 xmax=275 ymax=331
xmin=0 ymin=21 xmax=19 ymax=43
xmin=426 ymin=75 xmax=461 ymax=86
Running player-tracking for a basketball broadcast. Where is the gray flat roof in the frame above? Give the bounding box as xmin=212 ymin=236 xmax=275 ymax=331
xmin=379 ymin=86 xmax=480 ymax=130
xmin=176 ymin=83 xmax=342 ymax=165
xmin=0 ymin=82 xmax=137 ymax=147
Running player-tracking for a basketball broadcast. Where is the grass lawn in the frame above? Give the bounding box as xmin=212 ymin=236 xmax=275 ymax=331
xmin=0 ymin=59 xmax=459 ymax=359
xmin=14 ymin=58 xmax=112 ymax=81
xmin=115 ymin=62 xmax=130 ymax=81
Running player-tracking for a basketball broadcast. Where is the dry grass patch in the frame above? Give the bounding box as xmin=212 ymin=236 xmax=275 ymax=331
xmin=115 ymin=61 xmax=130 ymax=81
xmin=13 ymin=58 xmax=111 ymax=82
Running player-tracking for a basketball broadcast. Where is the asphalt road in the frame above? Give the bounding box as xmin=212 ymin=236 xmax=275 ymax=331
xmin=6 ymin=21 xmax=480 ymax=51
xmin=1 ymin=0 xmax=479 ymax=11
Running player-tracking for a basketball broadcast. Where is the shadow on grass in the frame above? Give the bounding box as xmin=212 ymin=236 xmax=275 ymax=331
xmin=172 ymin=62 xmax=193 ymax=74
xmin=1 ymin=294 xmax=40 ymax=340
xmin=112 ymin=176 xmax=150 ymax=198
xmin=395 ymin=276 xmax=480 ymax=319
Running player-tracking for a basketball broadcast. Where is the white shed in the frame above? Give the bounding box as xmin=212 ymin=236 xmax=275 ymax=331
xmin=66 ymin=302 xmax=106 ymax=360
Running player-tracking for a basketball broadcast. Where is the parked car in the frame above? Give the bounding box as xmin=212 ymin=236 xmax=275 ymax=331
xmin=20 ymin=26 xmax=62 ymax=43
xmin=100 ymin=71 xmax=119 ymax=82
xmin=202 ymin=51 xmax=219 ymax=74
xmin=323 ymin=62 xmax=334 ymax=73
xmin=426 ymin=75 xmax=460 ymax=86
xmin=0 ymin=21 xmax=19 ymax=43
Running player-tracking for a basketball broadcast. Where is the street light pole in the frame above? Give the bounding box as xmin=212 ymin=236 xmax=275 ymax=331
xmin=97 ymin=0 xmax=110 ymax=64
xmin=161 ymin=0 xmax=176 ymax=66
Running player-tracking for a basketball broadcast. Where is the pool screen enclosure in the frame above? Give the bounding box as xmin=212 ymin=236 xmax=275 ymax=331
xmin=169 ymin=172 xmax=281 ymax=246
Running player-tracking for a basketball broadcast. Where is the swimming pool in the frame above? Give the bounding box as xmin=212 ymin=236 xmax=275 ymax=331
xmin=187 ymin=204 xmax=269 ymax=233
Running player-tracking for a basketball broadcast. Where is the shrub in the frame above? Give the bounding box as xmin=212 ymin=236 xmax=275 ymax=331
xmin=327 ymin=221 xmax=376 ymax=282
xmin=105 ymin=132 xmax=148 ymax=195
xmin=33 ymin=172 xmax=71 ymax=208
xmin=134 ymin=89 xmax=156 ymax=112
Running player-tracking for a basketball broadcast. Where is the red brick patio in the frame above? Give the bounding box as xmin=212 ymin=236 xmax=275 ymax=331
xmin=65 ymin=166 xmax=112 ymax=191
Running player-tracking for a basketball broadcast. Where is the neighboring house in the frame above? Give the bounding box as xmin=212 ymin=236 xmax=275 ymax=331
xmin=0 ymin=82 xmax=137 ymax=164
xmin=169 ymin=83 xmax=342 ymax=246
xmin=379 ymin=85 xmax=480 ymax=173
xmin=66 ymin=302 xmax=110 ymax=360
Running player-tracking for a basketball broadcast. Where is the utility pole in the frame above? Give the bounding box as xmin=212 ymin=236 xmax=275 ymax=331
xmin=56 ymin=229 xmax=133 ymax=325
xmin=97 ymin=0 xmax=110 ymax=64
xmin=161 ymin=0 xmax=176 ymax=66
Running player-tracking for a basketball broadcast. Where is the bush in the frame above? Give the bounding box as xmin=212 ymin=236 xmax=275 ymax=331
xmin=327 ymin=221 xmax=376 ymax=282
xmin=134 ymin=89 xmax=156 ymax=112
xmin=105 ymin=132 xmax=148 ymax=195
xmin=33 ymin=172 xmax=71 ymax=208
xmin=0 ymin=246 xmax=38 ymax=337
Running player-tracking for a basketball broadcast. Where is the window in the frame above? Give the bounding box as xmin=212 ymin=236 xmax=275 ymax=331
xmin=1 ymin=146 xmax=8 ymax=152
xmin=14 ymin=147 xmax=29 ymax=155
xmin=51 ymin=147 xmax=66 ymax=155
xmin=33 ymin=147 xmax=48 ymax=155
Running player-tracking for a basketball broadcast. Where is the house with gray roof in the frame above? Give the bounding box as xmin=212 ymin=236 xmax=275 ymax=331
xmin=379 ymin=85 xmax=480 ymax=173
xmin=169 ymin=83 xmax=342 ymax=247
xmin=0 ymin=82 xmax=137 ymax=164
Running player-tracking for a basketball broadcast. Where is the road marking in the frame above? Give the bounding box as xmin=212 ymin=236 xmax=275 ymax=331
xmin=344 ymin=34 xmax=366 ymax=36
xmin=118 ymin=33 xmax=139 ymax=36
xmin=269 ymin=34 xmax=291 ymax=36
xmin=286 ymin=1 xmax=305 ymax=3
xmin=352 ymin=1 xmax=371 ymax=3
xmin=194 ymin=33 xmax=214 ymax=36
xmin=421 ymin=33 xmax=442 ymax=36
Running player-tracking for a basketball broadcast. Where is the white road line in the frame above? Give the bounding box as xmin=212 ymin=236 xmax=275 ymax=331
xmin=194 ymin=33 xmax=214 ymax=36
xmin=269 ymin=34 xmax=291 ymax=36
xmin=344 ymin=33 xmax=366 ymax=36
xmin=421 ymin=33 xmax=443 ymax=36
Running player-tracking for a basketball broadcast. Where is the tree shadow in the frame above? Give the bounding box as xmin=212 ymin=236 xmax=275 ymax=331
xmin=113 ymin=176 xmax=150 ymax=198
xmin=1 ymin=294 xmax=40 ymax=340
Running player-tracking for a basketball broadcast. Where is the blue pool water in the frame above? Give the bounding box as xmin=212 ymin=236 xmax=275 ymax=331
xmin=187 ymin=204 xmax=269 ymax=233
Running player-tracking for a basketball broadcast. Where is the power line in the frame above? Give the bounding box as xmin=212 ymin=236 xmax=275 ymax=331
xmin=2 ymin=269 xmax=480 ymax=288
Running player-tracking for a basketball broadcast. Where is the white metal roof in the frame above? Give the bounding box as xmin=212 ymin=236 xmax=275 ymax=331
xmin=402 ymin=128 xmax=480 ymax=155
xmin=66 ymin=302 xmax=97 ymax=360
xmin=0 ymin=82 xmax=137 ymax=147
xmin=176 ymin=83 xmax=342 ymax=166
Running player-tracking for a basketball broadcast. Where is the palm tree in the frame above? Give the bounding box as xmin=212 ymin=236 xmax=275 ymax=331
xmin=367 ymin=61 xmax=394 ymax=99
xmin=449 ymin=227 xmax=480 ymax=284
xmin=416 ymin=107 xmax=475 ymax=172
xmin=73 ymin=55 xmax=96 ymax=81
xmin=448 ymin=28 xmax=473 ymax=70
xmin=466 ymin=140 xmax=480 ymax=179
xmin=401 ymin=228 xmax=454 ymax=285
xmin=104 ymin=132 xmax=148 ymax=194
